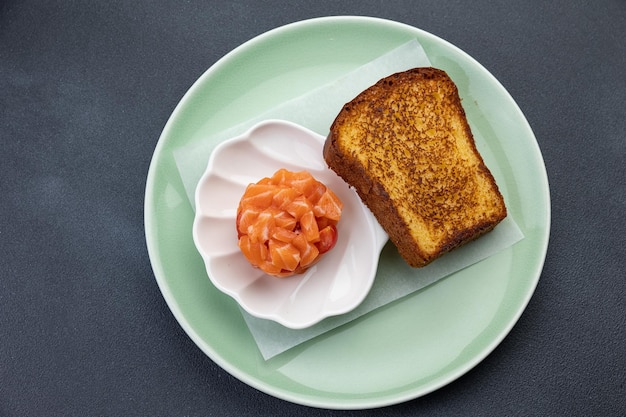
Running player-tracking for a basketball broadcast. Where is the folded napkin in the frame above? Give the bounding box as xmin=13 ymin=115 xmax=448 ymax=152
xmin=173 ymin=40 xmax=524 ymax=360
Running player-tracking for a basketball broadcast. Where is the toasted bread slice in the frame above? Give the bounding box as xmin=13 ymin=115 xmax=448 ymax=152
xmin=323 ymin=67 xmax=506 ymax=267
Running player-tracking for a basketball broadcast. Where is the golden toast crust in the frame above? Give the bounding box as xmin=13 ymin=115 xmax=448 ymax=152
xmin=323 ymin=67 xmax=507 ymax=267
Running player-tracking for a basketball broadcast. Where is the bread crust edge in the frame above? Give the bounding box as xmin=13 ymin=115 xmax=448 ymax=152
xmin=323 ymin=67 xmax=507 ymax=268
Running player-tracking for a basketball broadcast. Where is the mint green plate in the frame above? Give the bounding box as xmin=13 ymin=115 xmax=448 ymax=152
xmin=145 ymin=16 xmax=550 ymax=409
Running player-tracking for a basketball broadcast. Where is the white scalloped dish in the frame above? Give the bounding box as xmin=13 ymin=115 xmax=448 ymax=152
xmin=192 ymin=120 xmax=388 ymax=329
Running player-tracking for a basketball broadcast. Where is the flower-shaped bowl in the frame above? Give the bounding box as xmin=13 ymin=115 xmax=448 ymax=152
xmin=192 ymin=120 xmax=388 ymax=329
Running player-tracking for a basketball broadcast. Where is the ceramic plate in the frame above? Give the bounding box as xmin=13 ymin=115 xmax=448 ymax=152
xmin=145 ymin=16 xmax=550 ymax=409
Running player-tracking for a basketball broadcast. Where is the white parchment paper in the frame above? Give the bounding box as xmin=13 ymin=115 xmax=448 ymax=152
xmin=173 ymin=40 xmax=524 ymax=360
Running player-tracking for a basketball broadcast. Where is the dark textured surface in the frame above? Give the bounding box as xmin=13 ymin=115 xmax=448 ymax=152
xmin=1 ymin=1 xmax=624 ymax=416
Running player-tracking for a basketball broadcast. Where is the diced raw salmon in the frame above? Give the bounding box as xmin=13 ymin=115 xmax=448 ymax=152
xmin=313 ymin=189 xmax=343 ymax=221
xmin=268 ymin=239 xmax=301 ymax=272
xmin=284 ymin=195 xmax=313 ymax=220
xmin=272 ymin=186 xmax=300 ymax=210
xmin=299 ymin=210 xmax=320 ymax=243
xmin=247 ymin=210 xmax=275 ymax=244
xmin=236 ymin=208 xmax=259 ymax=237
xmin=273 ymin=210 xmax=297 ymax=230
xmin=271 ymin=226 xmax=298 ymax=243
xmin=236 ymin=169 xmax=342 ymax=277
xmin=238 ymin=235 xmax=267 ymax=267
xmin=292 ymin=234 xmax=319 ymax=267
xmin=240 ymin=184 xmax=278 ymax=208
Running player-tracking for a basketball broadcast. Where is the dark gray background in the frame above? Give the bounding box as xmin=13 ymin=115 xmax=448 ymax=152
xmin=1 ymin=1 xmax=624 ymax=416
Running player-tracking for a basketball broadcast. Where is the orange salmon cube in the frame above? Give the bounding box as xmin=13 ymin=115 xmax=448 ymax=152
xmin=240 ymin=184 xmax=278 ymax=209
xmin=237 ymin=208 xmax=259 ymax=236
xmin=271 ymin=227 xmax=298 ymax=243
xmin=284 ymin=195 xmax=313 ymax=220
xmin=269 ymin=239 xmax=301 ymax=272
xmin=274 ymin=210 xmax=297 ymax=230
xmin=238 ymin=235 xmax=268 ymax=267
xmin=313 ymin=189 xmax=343 ymax=221
xmin=259 ymin=259 xmax=282 ymax=276
xmin=268 ymin=168 xmax=285 ymax=184
xmin=292 ymin=234 xmax=320 ymax=267
xmin=271 ymin=186 xmax=300 ymax=210
xmin=248 ymin=210 xmax=275 ymax=243
xmin=300 ymin=210 xmax=320 ymax=242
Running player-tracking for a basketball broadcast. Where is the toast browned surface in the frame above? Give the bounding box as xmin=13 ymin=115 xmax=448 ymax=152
xmin=323 ymin=67 xmax=507 ymax=267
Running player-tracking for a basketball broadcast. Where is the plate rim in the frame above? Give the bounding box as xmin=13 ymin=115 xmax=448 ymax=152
xmin=145 ymin=15 xmax=551 ymax=409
